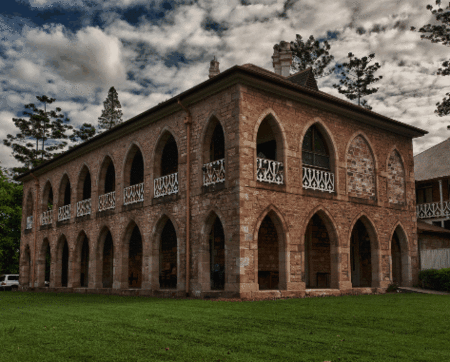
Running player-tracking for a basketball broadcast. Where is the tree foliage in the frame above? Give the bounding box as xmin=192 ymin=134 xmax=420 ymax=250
xmin=0 ymin=167 xmax=22 ymax=274
xmin=411 ymin=0 xmax=450 ymax=117
xmin=98 ymin=87 xmax=123 ymax=131
xmin=69 ymin=123 xmax=96 ymax=146
xmin=3 ymin=96 xmax=72 ymax=173
xmin=290 ymin=34 xmax=335 ymax=77
xmin=333 ymin=53 xmax=383 ymax=110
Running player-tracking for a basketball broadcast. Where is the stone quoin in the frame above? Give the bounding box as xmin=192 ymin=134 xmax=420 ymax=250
xmin=17 ymin=44 xmax=427 ymax=299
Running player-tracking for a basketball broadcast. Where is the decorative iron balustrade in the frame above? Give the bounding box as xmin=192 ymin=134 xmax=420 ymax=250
xmin=99 ymin=191 xmax=115 ymax=212
xmin=154 ymin=173 xmax=178 ymax=198
xmin=76 ymin=198 xmax=92 ymax=217
xmin=256 ymin=158 xmax=284 ymax=185
xmin=417 ymin=201 xmax=450 ymax=219
xmin=26 ymin=216 xmax=33 ymax=230
xmin=58 ymin=204 xmax=71 ymax=222
xmin=203 ymin=159 xmax=225 ymax=186
xmin=302 ymin=166 xmax=335 ymax=193
xmin=124 ymin=183 xmax=144 ymax=205
xmin=41 ymin=210 xmax=53 ymax=226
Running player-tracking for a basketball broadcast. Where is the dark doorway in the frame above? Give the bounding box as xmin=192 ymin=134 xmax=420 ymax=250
xmin=83 ymin=172 xmax=91 ymax=200
xmin=105 ymin=162 xmax=115 ymax=193
xmin=305 ymin=214 xmax=331 ymax=288
xmin=256 ymin=118 xmax=277 ymax=161
xmin=128 ymin=226 xmax=143 ymax=288
xmin=210 ymin=217 xmax=225 ymax=290
xmin=161 ymin=135 xmax=178 ymax=176
xmin=391 ymin=232 xmax=402 ymax=285
xmin=159 ymin=220 xmax=177 ymax=289
xmin=130 ymin=150 xmax=144 ymax=186
xmin=80 ymin=237 xmax=89 ymax=287
xmin=350 ymin=220 xmax=372 ymax=287
xmin=258 ymin=216 xmax=279 ymax=290
xmin=210 ymin=123 xmax=225 ymax=162
xmin=64 ymin=182 xmax=71 ymax=205
xmin=102 ymin=232 xmax=114 ymax=288
xmin=61 ymin=241 xmax=69 ymax=287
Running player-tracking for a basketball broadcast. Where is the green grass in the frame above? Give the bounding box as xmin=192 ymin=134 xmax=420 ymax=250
xmin=0 ymin=292 xmax=449 ymax=361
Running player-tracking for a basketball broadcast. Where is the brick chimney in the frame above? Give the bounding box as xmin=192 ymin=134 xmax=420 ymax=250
xmin=209 ymin=57 xmax=220 ymax=78
xmin=272 ymin=41 xmax=292 ymax=77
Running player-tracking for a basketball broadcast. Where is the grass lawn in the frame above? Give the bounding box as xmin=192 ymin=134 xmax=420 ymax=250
xmin=0 ymin=292 xmax=449 ymax=361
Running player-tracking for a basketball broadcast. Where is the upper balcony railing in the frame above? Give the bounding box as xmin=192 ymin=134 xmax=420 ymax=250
xmin=124 ymin=183 xmax=144 ymax=205
xmin=417 ymin=201 xmax=450 ymax=219
xmin=26 ymin=216 xmax=33 ymax=230
xmin=154 ymin=173 xmax=178 ymax=198
xmin=99 ymin=191 xmax=115 ymax=212
xmin=58 ymin=204 xmax=71 ymax=222
xmin=256 ymin=158 xmax=284 ymax=185
xmin=76 ymin=199 xmax=92 ymax=217
xmin=41 ymin=210 xmax=53 ymax=226
xmin=203 ymin=159 xmax=225 ymax=186
xmin=302 ymin=166 xmax=335 ymax=193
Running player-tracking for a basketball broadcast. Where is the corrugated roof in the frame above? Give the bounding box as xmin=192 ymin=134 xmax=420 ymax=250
xmin=417 ymin=220 xmax=450 ymax=234
xmin=414 ymin=138 xmax=450 ymax=181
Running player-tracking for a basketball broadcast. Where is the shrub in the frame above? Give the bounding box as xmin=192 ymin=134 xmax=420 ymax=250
xmin=418 ymin=268 xmax=450 ymax=292
xmin=386 ymin=283 xmax=399 ymax=292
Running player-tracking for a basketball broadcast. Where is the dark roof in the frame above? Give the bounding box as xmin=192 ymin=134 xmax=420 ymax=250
xmin=417 ymin=220 xmax=450 ymax=234
xmin=287 ymin=68 xmax=319 ymax=91
xmin=414 ymin=138 xmax=450 ymax=182
xmin=17 ymin=63 xmax=427 ymax=181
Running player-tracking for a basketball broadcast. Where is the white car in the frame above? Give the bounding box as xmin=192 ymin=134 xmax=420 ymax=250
xmin=0 ymin=274 xmax=19 ymax=290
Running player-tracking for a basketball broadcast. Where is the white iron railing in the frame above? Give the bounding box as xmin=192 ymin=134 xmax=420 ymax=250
xmin=124 ymin=183 xmax=144 ymax=205
xmin=99 ymin=191 xmax=115 ymax=212
xmin=417 ymin=201 xmax=450 ymax=219
xmin=302 ymin=166 xmax=335 ymax=193
xmin=58 ymin=204 xmax=71 ymax=222
xmin=203 ymin=159 xmax=225 ymax=186
xmin=41 ymin=210 xmax=53 ymax=226
xmin=256 ymin=158 xmax=284 ymax=185
xmin=26 ymin=216 xmax=33 ymax=230
xmin=154 ymin=172 xmax=178 ymax=198
xmin=76 ymin=198 xmax=91 ymax=217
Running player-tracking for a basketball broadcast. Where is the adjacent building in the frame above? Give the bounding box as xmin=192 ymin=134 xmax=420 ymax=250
xmin=18 ymin=44 xmax=426 ymax=298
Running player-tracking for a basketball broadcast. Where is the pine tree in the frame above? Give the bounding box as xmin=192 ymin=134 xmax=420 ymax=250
xmin=69 ymin=123 xmax=96 ymax=147
xmin=98 ymin=86 xmax=123 ymax=131
xmin=290 ymin=34 xmax=335 ymax=78
xmin=3 ymin=96 xmax=72 ymax=173
xmin=333 ymin=53 xmax=383 ymax=110
xmin=411 ymin=0 xmax=450 ymax=117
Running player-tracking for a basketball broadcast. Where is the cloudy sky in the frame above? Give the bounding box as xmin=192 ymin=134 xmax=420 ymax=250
xmin=0 ymin=0 xmax=449 ymax=169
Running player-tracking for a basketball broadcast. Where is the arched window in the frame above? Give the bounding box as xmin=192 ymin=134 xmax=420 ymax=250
xmin=302 ymin=125 xmax=330 ymax=169
xmin=159 ymin=219 xmax=177 ymax=289
xmin=203 ymin=118 xmax=226 ymax=187
xmin=124 ymin=146 xmax=144 ymax=205
xmin=102 ymin=231 xmax=114 ymax=288
xmin=25 ymin=191 xmax=33 ymax=230
xmin=257 ymin=118 xmax=277 ymax=161
xmin=209 ymin=123 xmax=225 ymax=162
xmin=58 ymin=175 xmax=71 ymax=221
xmin=41 ymin=182 xmax=53 ymax=226
xmin=77 ymin=166 xmax=92 ymax=217
xmin=128 ymin=225 xmax=143 ymax=289
xmin=154 ymin=133 xmax=179 ymax=198
xmin=98 ymin=157 xmax=116 ymax=212
xmin=161 ymin=135 xmax=178 ymax=177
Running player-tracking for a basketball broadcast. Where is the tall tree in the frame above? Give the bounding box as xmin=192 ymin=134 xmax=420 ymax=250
xmin=0 ymin=166 xmax=22 ymax=274
xmin=333 ymin=53 xmax=383 ymax=110
xmin=98 ymin=86 xmax=123 ymax=131
xmin=411 ymin=0 xmax=450 ymax=117
xmin=290 ymin=34 xmax=335 ymax=77
xmin=3 ymin=96 xmax=72 ymax=173
xmin=69 ymin=123 xmax=96 ymax=147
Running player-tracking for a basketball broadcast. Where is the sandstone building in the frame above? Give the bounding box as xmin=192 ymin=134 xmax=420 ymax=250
xmin=18 ymin=44 xmax=426 ymax=298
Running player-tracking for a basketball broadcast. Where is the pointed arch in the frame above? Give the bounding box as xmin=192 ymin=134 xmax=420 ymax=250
xmin=37 ymin=238 xmax=51 ymax=287
xmin=20 ymin=244 xmax=32 ymax=288
xmin=388 ymin=222 xmax=412 ymax=286
xmin=98 ymin=154 xmax=116 ymax=195
xmin=386 ymin=148 xmax=406 ymax=205
xmin=41 ymin=180 xmax=54 ymax=214
xmin=348 ymin=213 xmax=381 ymax=288
xmin=25 ymin=190 xmax=34 ymax=226
xmin=96 ymin=226 xmax=115 ymax=288
xmin=54 ymin=234 xmax=70 ymax=287
xmin=201 ymin=114 xmax=227 ymax=163
xmin=253 ymin=204 xmax=289 ymax=290
xmin=76 ymin=163 xmax=92 ymax=202
xmin=254 ymin=110 xmax=287 ymax=163
xmin=121 ymin=220 xmax=144 ymax=288
xmin=346 ymin=132 xmax=377 ymax=200
xmin=152 ymin=214 xmax=180 ymax=290
xmin=58 ymin=173 xmax=72 ymax=207
xmin=123 ymin=142 xmax=145 ymax=187
xmin=72 ymin=230 xmax=90 ymax=288
xmin=153 ymin=128 xmax=180 ymax=179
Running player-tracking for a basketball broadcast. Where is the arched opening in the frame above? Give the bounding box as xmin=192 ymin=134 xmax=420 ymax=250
xmin=202 ymin=119 xmax=226 ymax=187
xmin=161 ymin=135 xmax=178 ymax=177
xmin=102 ymin=231 xmax=114 ymax=288
xmin=25 ymin=191 xmax=33 ymax=229
xmin=258 ymin=215 xmax=279 ymax=290
xmin=256 ymin=117 xmax=277 ymax=161
xmin=78 ymin=166 xmax=92 ymax=201
xmin=45 ymin=243 xmax=51 ymax=287
xmin=128 ymin=225 xmax=143 ymax=288
xmin=61 ymin=240 xmax=69 ymax=287
xmin=302 ymin=125 xmax=330 ymax=170
xmin=209 ymin=217 xmax=225 ymax=290
xmin=124 ymin=145 xmax=144 ymax=187
xmin=304 ymin=214 xmax=331 ymax=288
xmin=105 ymin=162 xmax=115 ymax=193
xmin=159 ymin=219 xmax=177 ymax=289
xmin=59 ymin=175 xmax=71 ymax=206
xmin=80 ymin=236 xmax=89 ymax=287
xmin=21 ymin=245 xmax=31 ymax=287
xmin=209 ymin=122 xmax=225 ymax=162
xmin=350 ymin=220 xmax=372 ymax=287
xmin=37 ymin=239 xmax=51 ymax=287
xmin=42 ymin=181 xmax=54 ymax=212
xmin=391 ymin=230 xmax=402 ymax=285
